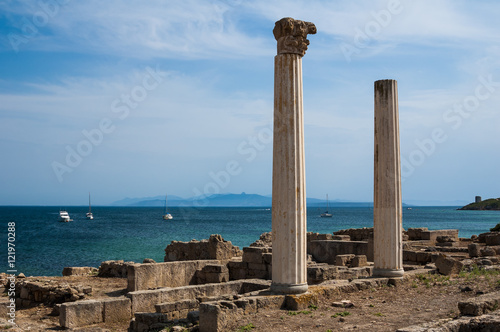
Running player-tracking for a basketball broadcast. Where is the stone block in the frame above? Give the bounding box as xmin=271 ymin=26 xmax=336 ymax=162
xmin=133 ymin=312 xmax=171 ymax=329
xmin=59 ymin=300 xmax=103 ymax=328
xmin=458 ymin=291 xmax=500 ymax=316
xmin=242 ymin=246 xmax=269 ymax=264
xmin=204 ymin=272 xmax=229 ymax=284
xmin=234 ymin=298 xmax=257 ymax=312
xmin=336 ymin=254 xmax=355 ymax=266
xmin=247 ymin=263 xmax=267 ymax=271
xmin=420 ymin=230 xmax=458 ymax=244
xmin=199 ymin=302 xmax=240 ymax=332
xmin=480 ymin=246 xmax=496 ymax=257
xmin=308 ymin=240 xmax=368 ymax=264
xmin=332 ymin=235 xmax=350 ymax=241
xmin=415 ymin=251 xmax=432 ymax=263
xmin=351 ymin=255 xmax=367 ymax=267
xmin=227 ymin=260 xmax=247 ymax=280
xmin=202 ymin=264 xmax=227 ymax=273
xmin=246 ymin=268 xmax=268 ymax=279
xmin=403 ymin=250 xmax=417 ymax=262
xmin=127 ymin=260 xmax=221 ymax=291
xmin=103 ymin=297 xmax=131 ymax=323
xmin=435 ymin=254 xmax=463 ymax=275
xmin=156 ymin=301 xmax=176 ymax=313
xmin=485 ymin=233 xmax=500 ymax=246
xmin=436 ymin=235 xmax=456 ymax=243
xmin=128 ymin=280 xmax=259 ymax=313
xmin=254 ymin=295 xmax=285 ymax=309
xmin=316 ymin=234 xmax=333 ymax=240
xmin=262 ymin=253 xmax=273 ymax=265
xmin=285 ymin=293 xmax=318 ymax=311
xmin=406 ymin=228 xmax=428 ymax=240
xmin=187 ymin=310 xmax=200 ymax=324
xmin=62 ymin=266 xmax=97 ymax=276
xmin=164 ymin=234 xmax=241 ymax=262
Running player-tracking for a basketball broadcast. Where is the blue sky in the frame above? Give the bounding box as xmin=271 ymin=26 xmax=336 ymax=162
xmin=1 ymin=0 xmax=499 ymax=205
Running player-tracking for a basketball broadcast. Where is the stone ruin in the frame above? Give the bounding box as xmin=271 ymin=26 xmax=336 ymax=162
xmin=4 ymin=228 xmax=500 ymax=331
xmin=3 ymin=16 xmax=500 ymax=331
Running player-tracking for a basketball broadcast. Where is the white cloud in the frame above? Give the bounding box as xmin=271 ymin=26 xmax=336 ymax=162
xmin=2 ymin=0 xmax=273 ymax=59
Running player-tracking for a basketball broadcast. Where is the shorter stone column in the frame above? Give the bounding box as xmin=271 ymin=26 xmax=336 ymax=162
xmin=373 ymin=79 xmax=404 ymax=278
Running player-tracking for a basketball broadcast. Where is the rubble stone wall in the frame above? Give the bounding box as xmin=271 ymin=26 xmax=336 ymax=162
xmin=127 ymin=260 xmax=221 ymax=292
xmin=164 ymin=234 xmax=242 ymax=262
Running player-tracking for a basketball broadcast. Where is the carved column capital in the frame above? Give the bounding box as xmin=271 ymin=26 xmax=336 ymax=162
xmin=273 ymin=17 xmax=317 ymax=57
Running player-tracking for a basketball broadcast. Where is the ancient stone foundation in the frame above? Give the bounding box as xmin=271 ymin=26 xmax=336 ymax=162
xmin=164 ymin=234 xmax=241 ymax=262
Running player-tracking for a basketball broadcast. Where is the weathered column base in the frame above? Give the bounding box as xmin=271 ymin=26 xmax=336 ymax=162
xmin=373 ymin=268 xmax=404 ymax=278
xmin=270 ymin=282 xmax=308 ymax=295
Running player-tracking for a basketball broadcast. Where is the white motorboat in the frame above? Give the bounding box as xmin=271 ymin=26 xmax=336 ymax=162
xmin=163 ymin=194 xmax=173 ymax=220
xmin=86 ymin=193 xmax=94 ymax=220
xmin=59 ymin=210 xmax=72 ymax=222
xmin=320 ymin=194 xmax=333 ymax=218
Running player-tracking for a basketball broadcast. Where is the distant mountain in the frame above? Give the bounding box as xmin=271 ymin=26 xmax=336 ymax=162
xmin=112 ymin=195 xmax=184 ymax=206
xmin=111 ymin=193 xmax=374 ymax=207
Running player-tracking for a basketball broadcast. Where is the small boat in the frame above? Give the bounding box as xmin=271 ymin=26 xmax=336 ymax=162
xmin=320 ymin=194 xmax=333 ymax=218
xmin=163 ymin=194 xmax=173 ymax=220
xmin=86 ymin=192 xmax=94 ymax=220
xmin=59 ymin=210 xmax=72 ymax=222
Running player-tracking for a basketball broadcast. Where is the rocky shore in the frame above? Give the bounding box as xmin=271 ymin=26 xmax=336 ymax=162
xmin=1 ymin=228 xmax=500 ymax=331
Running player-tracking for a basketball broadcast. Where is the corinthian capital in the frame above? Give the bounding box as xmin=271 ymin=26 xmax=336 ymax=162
xmin=273 ymin=17 xmax=317 ymax=57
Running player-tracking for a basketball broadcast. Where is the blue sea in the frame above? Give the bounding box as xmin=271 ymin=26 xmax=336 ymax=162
xmin=1 ymin=206 xmax=499 ymax=277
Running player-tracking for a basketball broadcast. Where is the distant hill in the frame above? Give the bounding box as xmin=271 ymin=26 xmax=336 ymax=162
xmin=112 ymin=195 xmax=184 ymax=206
xmin=459 ymin=198 xmax=500 ymax=210
xmin=111 ymin=193 xmax=373 ymax=207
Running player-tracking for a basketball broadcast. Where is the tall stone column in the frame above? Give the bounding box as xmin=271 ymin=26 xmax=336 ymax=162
xmin=271 ymin=17 xmax=316 ymax=294
xmin=373 ymin=79 xmax=404 ymax=278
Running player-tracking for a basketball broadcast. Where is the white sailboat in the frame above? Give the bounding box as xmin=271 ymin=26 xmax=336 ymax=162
xmin=320 ymin=194 xmax=333 ymax=218
xmin=163 ymin=194 xmax=173 ymax=220
xmin=86 ymin=193 xmax=94 ymax=220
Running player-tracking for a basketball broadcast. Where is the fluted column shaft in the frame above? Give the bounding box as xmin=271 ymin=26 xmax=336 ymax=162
xmin=373 ymin=79 xmax=404 ymax=278
xmin=271 ymin=53 xmax=308 ymax=294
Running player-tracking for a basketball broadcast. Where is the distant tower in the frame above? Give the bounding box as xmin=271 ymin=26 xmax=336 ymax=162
xmin=475 ymin=196 xmax=482 ymax=203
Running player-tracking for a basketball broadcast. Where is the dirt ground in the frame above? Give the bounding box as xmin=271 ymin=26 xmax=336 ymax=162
xmin=229 ymin=270 xmax=500 ymax=332
xmin=2 ymin=269 xmax=500 ymax=331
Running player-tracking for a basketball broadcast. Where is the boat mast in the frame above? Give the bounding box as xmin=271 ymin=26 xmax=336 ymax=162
xmin=88 ymin=192 xmax=92 ymax=213
xmin=165 ymin=194 xmax=171 ymax=215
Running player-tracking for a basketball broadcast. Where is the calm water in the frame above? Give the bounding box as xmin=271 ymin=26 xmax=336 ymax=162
xmin=0 ymin=206 xmax=498 ymax=277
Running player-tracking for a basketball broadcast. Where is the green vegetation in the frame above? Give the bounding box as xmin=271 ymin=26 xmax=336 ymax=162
xmin=287 ymin=310 xmax=312 ymax=316
xmin=459 ymin=198 xmax=500 ymax=211
xmin=415 ymin=273 xmax=452 ymax=288
xmin=491 ymin=223 xmax=500 ymax=232
xmin=373 ymin=312 xmax=385 ymax=317
xmin=308 ymin=304 xmax=318 ymax=310
xmin=458 ymin=265 xmax=500 ymax=280
xmin=331 ymin=311 xmax=350 ymax=318
xmin=238 ymin=323 xmax=256 ymax=331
